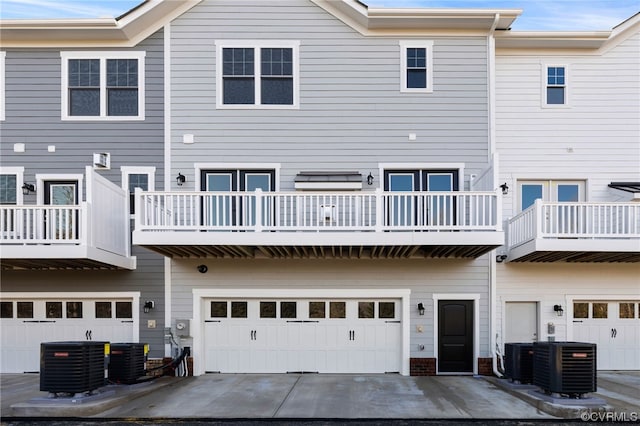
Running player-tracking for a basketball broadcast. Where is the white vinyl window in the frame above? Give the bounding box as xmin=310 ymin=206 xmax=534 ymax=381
xmin=400 ymin=41 xmax=433 ymax=93
xmin=61 ymin=51 xmax=146 ymax=120
xmin=215 ymin=40 xmax=300 ymax=109
xmin=542 ymin=64 xmax=569 ymax=107
xmin=121 ymin=166 xmax=155 ymax=215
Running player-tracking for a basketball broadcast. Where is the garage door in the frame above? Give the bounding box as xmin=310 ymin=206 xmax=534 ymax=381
xmin=0 ymin=298 xmax=136 ymax=373
xmin=572 ymin=301 xmax=640 ymax=370
xmin=204 ymin=298 xmax=401 ymax=373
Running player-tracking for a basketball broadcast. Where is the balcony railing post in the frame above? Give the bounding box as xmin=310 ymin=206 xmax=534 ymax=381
xmin=375 ymin=188 xmax=384 ymax=232
xmin=496 ymin=189 xmax=503 ymax=232
xmin=255 ymin=188 xmax=263 ymax=232
xmin=134 ymin=187 xmax=142 ymax=232
xmin=81 ymin=202 xmax=90 ymax=247
xmin=534 ymin=198 xmax=543 ymax=237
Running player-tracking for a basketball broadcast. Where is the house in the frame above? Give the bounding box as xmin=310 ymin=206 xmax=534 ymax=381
xmin=0 ymin=0 xmax=196 ymax=373
xmin=1 ymin=0 xmax=637 ymax=377
xmin=494 ymin=14 xmax=640 ymax=370
xmin=131 ymin=0 xmax=515 ymax=376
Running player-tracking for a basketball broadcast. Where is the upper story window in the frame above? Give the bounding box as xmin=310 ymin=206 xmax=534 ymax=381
xmin=543 ymin=64 xmax=568 ymax=107
xmin=121 ymin=166 xmax=155 ymax=215
xmin=1 ymin=51 xmax=5 ymax=121
xmin=0 ymin=167 xmax=23 ymax=205
xmin=61 ymin=51 xmax=145 ymax=120
xmin=216 ymin=41 xmax=300 ymax=109
xmin=400 ymin=41 xmax=433 ymax=93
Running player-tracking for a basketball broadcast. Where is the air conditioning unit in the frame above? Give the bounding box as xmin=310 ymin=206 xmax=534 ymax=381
xmin=108 ymin=343 xmax=148 ymax=384
xmin=40 ymin=341 xmax=110 ymax=395
xmin=504 ymin=343 xmax=534 ymax=384
xmin=533 ymin=341 xmax=597 ymax=397
xmin=93 ymin=152 xmax=111 ymax=169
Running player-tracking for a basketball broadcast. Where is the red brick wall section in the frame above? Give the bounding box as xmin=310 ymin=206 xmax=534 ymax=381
xmin=478 ymin=357 xmax=494 ymax=376
xmin=410 ymin=358 xmax=436 ymax=376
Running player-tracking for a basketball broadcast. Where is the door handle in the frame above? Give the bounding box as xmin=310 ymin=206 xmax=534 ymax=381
xmin=611 ymin=328 xmax=617 ymax=338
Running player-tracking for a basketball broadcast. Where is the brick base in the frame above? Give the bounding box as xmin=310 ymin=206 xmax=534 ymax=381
xmin=477 ymin=357 xmax=494 ymax=376
xmin=146 ymin=358 xmax=165 ymax=377
xmin=410 ymin=358 xmax=436 ymax=376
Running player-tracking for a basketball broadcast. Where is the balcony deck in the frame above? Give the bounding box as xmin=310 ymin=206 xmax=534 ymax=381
xmin=506 ymin=200 xmax=640 ymax=263
xmin=0 ymin=168 xmax=135 ymax=270
xmin=133 ymin=189 xmax=504 ymax=259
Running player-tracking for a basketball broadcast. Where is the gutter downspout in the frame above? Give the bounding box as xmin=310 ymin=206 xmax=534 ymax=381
xmin=488 ymin=13 xmax=505 ymax=378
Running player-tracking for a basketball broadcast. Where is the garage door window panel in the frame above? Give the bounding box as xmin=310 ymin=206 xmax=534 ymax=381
xmin=573 ymin=302 xmax=588 ymax=319
xmin=309 ymin=302 xmax=325 ymax=319
xmin=66 ymin=301 xmax=83 ymax=319
xmin=211 ymin=301 xmax=228 ymax=318
xmin=231 ymin=301 xmax=247 ymax=318
xmin=281 ymin=302 xmax=296 ymax=319
xmin=115 ymin=301 xmax=132 ymax=319
xmin=1 ymin=301 xmax=12 ymax=318
xmin=95 ymin=302 xmax=112 ymax=318
xmin=619 ymin=303 xmax=635 ymax=319
xmin=593 ymin=303 xmax=608 ymax=319
xmin=330 ymin=302 xmax=346 ymax=319
xmin=46 ymin=302 xmax=62 ymax=318
xmin=17 ymin=302 xmax=33 ymax=318
xmin=260 ymin=301 xmax=277 ymax=318
xmin=379 ymin=302 xmax=395 ymax=319
xmin=358 ymin=302 xmax=375 ymax=319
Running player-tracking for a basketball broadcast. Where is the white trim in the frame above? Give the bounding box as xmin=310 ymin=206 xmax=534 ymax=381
xmin=60 ymin=51 xmax=146 ymax=120
xmin=191 ymin=288 xmax=411 ymax=376
xmin=540 ymin=62 xmax=570 ymax=108
xmin=432 ymin=293 xmax=480 ymax=375
xmin=215 ymin=40 xmax=300 ymax=110
xmin=35 ymin=173 xmax=84 ymax=204
xmin=0 ymin=51 xmax=5 ymax=121
xmin=294 ymin=182 xmax=363 ymax=190
xmin=121 ymin=166 xmax=156 ymax=191
xmin=379 ymin=163 xmax=466 ymax=191
xmin=0 ymin=166 xmax=24 ymax=205
xmin=399 ymin=40 xmax=434 ymax=93
xmin=194 ymin=163 xmax=281 ymax=192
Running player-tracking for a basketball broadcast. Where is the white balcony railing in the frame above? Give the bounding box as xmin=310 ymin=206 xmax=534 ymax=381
xmin=135 ymin=189 xmax=502 ymax=233
xmin=0 ymin=204 xmax=84 ymax=244
xmin=507 ymin=199 xmax=640 ymax=249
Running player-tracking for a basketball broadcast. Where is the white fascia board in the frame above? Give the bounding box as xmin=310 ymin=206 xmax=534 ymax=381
xmin=2 ymin=245 xmax=136 ymax=269
xmin=133 ymin=230 xmax=505 ymax=247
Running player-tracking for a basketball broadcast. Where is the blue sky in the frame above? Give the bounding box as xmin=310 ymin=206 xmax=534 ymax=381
xmin=0 ymin=0 xmax=637 ymax=30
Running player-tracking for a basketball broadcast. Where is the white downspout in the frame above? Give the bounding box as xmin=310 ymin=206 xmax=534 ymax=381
xmin=488 ymin=13 xmax=504 ymax=378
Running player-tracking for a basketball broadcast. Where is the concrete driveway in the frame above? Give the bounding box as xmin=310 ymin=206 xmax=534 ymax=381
xmin=93 ymin=374 xmax=552 ymax=419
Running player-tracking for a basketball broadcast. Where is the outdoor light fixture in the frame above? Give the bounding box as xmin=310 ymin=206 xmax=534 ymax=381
xmin=417 ymin=303 xmax=425 ymax=316
xmin=176 ymin=173 xmax=186 ymax=186
xmin=22 ymin=183 xmax=35 ymax=195
xmin=367 ymin=173 xmax=374 ymax=185
xmin=197 ymin=264 xmax=208 ymax=274
xmin=554 ymin=304 xmax=564 ymax=317
xmin=500 ymin=183 xmax=509 ymax=195
xmin=144 ymin=300 xmax=155 ymax=313
xmin=496 ymin=254 xmax=508 ymax=263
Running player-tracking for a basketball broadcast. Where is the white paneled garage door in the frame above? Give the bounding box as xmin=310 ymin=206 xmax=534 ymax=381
xmin=0 ymin=296 xmax=137 ymax=373
xmin=203 ymin=298 xmax=402 ymax=374
xmin=572 ymin=300 xmax=640 ymax=370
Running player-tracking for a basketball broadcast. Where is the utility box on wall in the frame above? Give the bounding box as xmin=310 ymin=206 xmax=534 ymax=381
xmin=176 ymin=319 xmax=190 ymax=337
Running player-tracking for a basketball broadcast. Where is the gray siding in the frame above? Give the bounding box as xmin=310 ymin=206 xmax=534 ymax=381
xmin=169 ymin=0 xmax=490 ymax=190
xmin=0 ymin=30 xmax=167 ymax=358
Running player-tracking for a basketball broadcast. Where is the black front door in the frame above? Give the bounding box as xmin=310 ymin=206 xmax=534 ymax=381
xmin=438 ymin=300 xmax=474 ymax=373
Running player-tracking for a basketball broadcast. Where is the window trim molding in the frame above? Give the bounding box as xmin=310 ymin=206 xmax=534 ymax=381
xmin=60 ymin=50 xmax=146 ymax=121
xmin=215 ymin=40 xmax=300 ymax=110
xmin=0 ymin=166 xmax=24 ymax=205
xmin=0 ymin=51 xmax=5 ymax=121
xmin=541 ymin=62 xmax=570 ymax=108
xmin=400 ymin=40 xmax=434 ymax=93
xmin=379 ymin=162 xmax=464 ymax=191
xmin=121 ymin=166 xmax=156 ymax=217
xmin=194 ymin=163 xmax=281 ymax=192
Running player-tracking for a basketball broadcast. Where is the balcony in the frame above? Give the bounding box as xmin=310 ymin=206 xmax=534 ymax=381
xmin=132 ymin=189 xmax=504 ymax=259
xmin=0 ymin=168 xmax=136 ymax=270
xmin=506 ymin=200 xmax=640 ymax=262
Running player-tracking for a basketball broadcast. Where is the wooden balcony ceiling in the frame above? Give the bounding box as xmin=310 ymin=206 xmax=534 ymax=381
xmin=1 ymin=258 xmax=123 ymax=270
xmin=510 ymin=251 xmax=640 ymax=263
xmin=141 ymin=243 xmax=498 ymax=260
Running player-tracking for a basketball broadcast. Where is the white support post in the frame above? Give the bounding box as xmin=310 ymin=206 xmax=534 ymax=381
xmin=375 ymin=187 xmax=384 ymax=232
xmin=496 ymin=189 xmax=503 ymax=232
xmin=135 ymin=187 xmax=142 ymax=233
xmin=534 ymin=198 xmax=543 ymax=238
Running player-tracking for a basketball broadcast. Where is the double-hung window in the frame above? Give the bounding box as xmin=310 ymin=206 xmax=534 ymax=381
xmin=61 ymin=51 xmax=145 ymax=120
xmin=121 ymin=167 xmax=155 ymax=215
xmin=216 ymin=41 xmax=299 ymax=108
xmin=543 ymin=64 xmax=568 ymax=107
xmin=400 ymin=41 xmax=433 ymax=93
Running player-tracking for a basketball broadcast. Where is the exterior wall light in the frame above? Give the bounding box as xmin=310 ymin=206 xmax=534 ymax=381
xmin=144 ymin=300 xmax=155 ymax=313
xmin=417 ymin=302 xmax=425 ymax=316
xmin=176 ymin=173 xmax=186 ymax=186
xmin=496 ymin=254 xmax=507 ymax=263
xmin=554 ymin=304 xmax=564 ymax=317
xmin=22 ymin=183 xmax=35 ymax=195
xmin=367 ymin=173 xmax=374 ymax=185
xmin=500 ymin=183 xmax=509 ymax=195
